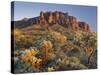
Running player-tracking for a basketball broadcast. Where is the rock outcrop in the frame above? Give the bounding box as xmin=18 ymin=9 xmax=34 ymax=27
xmin=38 ymin=11 xmax=91 ymax=31
xmin=14 ymin=11 xmax=91 ymax=32
xmin=78 ymin=22 xmax=90 ymax=31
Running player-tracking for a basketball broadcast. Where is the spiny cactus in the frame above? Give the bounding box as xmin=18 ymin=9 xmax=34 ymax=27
xmin=51 ymin=31 xmax=67 ymax=45
xmin=41 ymin=40 xmax=53 ymax=62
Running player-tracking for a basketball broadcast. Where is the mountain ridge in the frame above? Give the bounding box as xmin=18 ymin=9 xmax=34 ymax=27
xmin=13 ymin=11 xmax=91 ymax=32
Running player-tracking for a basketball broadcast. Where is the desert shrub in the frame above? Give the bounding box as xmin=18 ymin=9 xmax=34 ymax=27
xmin=14 ymin=47 xmax=43 ymax=73
xmin=14 ymin=28 xmax=22 ymax=37
xmin=51 ymin=31 xmax=67 ymax=45
xmin=14 ymin=28 xmax=35 ymax=49
xmin=56 ymin=56 xmax=87 ymax=70
xmin=14 ymin=26 xmax=97 ymax=72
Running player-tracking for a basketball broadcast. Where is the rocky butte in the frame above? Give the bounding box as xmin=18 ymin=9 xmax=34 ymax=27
xmin=14 ymin=11 xmax=91 ymax=32
xmin=38 ymin=11 xmax=91 ymax=32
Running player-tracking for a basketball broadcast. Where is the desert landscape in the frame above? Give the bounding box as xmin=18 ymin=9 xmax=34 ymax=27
xmin=12 ymin=11 xmax=97 ymax=73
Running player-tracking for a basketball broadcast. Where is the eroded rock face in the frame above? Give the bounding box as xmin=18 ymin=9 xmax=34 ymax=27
xmin=68 ymin=16 xmax=79 ymax=30
xmin=78 ymin=22 xmax=91 ymax=32
xmin=38 ymin=11 xmax=91 ymax=32
xmin=14 ymin=11 xmax=91 ymax=32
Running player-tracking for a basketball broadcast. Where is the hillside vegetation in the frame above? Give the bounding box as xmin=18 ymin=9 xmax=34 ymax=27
xmin=13 ymin=24 xmax=97 ymax=73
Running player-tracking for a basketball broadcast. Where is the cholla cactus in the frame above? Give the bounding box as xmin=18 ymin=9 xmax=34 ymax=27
xmin=42 ymin=40 xmax=53 ymax=49
xmin=31 ymin=48 xmax=39 ymax=56
xmin=42 ymin=40 xmax=53 ymax=61
xmin=48 ymin=67 xmax=54 ymax=72
xmin=85 ymin=47 xmax=94 ymax=64
xmin=21 ymin=49 xmax=32 ymax=62
xmin=74 ymin=31 xmax=83 ymax=41
xmin=21 ymin=48 xmax=42 ymax=68
xmin=51 ymin=31 xmax=67 ymax=45
xmin=30 ymin=56 xmax=42 ymax=68
xmin=21 ymin=48 xmax=39 ymax=62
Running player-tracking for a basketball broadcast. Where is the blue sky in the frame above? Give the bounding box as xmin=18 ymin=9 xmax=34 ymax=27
xmin=12 ymin=1 xmax=97 ymax=32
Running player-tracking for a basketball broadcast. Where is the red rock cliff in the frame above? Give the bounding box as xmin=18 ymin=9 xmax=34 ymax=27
xmin=37 ymin=11 xmax=91 ymax=32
